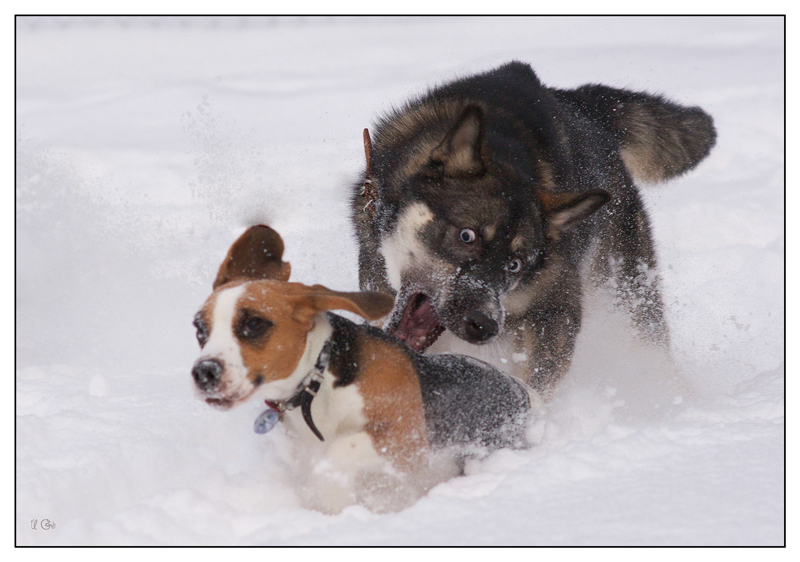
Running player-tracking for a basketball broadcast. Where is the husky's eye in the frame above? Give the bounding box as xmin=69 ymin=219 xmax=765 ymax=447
xmin=508 ymin=259 xmax=523 ymax=273
xmin=239 ymin=315 xmax=272 ymax=340
xmin=460 ymin=228 xmax=477 ymax=244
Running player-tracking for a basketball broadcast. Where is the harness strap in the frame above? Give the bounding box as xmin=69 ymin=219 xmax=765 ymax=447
xmin=299 ymin=377 xmax=324 ymax=441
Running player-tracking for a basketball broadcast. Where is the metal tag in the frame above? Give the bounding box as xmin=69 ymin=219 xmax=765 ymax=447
xmin=254 ymin=407 xmax=281 ymax=434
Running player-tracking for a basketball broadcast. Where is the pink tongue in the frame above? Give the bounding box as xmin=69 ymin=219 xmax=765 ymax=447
xmin=392 ymin=295 xmax=445 ymax=352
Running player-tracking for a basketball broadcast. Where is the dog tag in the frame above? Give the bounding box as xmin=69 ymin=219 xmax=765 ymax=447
xmin=254 ymin=407 xmax=281 ymax=434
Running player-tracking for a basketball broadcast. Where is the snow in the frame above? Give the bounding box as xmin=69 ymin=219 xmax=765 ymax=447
xmin=15 ymin=16 xmax=784 ymax=546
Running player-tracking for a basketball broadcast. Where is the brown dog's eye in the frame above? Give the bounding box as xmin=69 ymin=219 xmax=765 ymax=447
xmin=239 ymin=315 xmax=272 ymax=340
xmin=193 ymin=313 xmax=209 ymax=347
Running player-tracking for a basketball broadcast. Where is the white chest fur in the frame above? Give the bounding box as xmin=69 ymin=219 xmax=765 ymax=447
xmin=273 ymin=318 xmax=389 ymax=513
xmin=282 ymin=372 xmax=390 ymax=513
xmin=283 ymin=368 xmax=369 ymax=446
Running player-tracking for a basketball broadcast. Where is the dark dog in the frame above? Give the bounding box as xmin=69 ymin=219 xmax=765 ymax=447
xmin=351 ymin=61 xmax=715 ymax=396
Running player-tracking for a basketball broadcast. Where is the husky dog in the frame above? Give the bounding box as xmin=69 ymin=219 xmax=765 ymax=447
xmin=351 ymin=61 xmax=715 ymax=396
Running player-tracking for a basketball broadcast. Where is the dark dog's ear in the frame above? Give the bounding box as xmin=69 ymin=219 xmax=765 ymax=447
xmin=213 ymin=225 xmax=292 ymax=289
xmin=538 ymin=190 xmax=610 ymax=239
xmin=290 ymin=285 xmax=395 ymax=323
xmin=429 ymin=104 xmax=487 ymax=177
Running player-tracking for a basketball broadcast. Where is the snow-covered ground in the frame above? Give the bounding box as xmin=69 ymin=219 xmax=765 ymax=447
xmin=16 ymin=16 xmax=784 ymax=546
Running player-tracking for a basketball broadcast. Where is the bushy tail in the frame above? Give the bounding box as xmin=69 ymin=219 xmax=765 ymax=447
xmin=561 ymin=84 xmax=717 ymax=184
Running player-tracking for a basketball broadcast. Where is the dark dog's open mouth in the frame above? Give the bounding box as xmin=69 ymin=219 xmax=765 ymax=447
xmin=388 ymin=293 xmax=445 ymax=352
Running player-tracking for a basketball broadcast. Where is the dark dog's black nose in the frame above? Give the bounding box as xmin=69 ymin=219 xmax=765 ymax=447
xmin=464 ymin=310 xmax=499 ymax=343
xmin=192 ymin=358 xmax=223 ymax=390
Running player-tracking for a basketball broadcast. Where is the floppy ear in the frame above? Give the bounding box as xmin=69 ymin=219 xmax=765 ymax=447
xmin=429 ymin=104 xmax=487 ymax=177
xmin=291 ymin=285 xmax=395 ymax=323
xmin=213 ymin=225 xmax=292 ymax=289
xmin=538 ymin=190 xmax=610 ymax=239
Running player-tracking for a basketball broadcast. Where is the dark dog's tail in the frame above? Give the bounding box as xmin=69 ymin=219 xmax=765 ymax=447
xmin=560 ymin=84 xmax=717 ymax=184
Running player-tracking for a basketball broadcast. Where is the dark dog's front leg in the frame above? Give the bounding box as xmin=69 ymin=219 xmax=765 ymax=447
xmin=357 ymin=244 xmax=394 ymax=296
xmin=613 ymin=256 xmax=669 ymax=349
xmin=353 ymin=212 xmax=395 ymax=297
xmin=509 ymin=301 xmax=583 ymax=398
xmin=591 ymin=188 xmax=670 ymax=349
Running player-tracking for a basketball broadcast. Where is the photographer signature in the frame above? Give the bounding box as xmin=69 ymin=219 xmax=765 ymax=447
xmin=31 ymin=519 xmax=55 ymax=530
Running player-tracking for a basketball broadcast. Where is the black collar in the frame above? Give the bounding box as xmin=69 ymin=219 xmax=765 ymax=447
xmin=259 ymin=336 xmax=333 ymax=442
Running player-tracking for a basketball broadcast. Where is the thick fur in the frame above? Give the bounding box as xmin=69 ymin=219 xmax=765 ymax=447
xmin=351 ymin=61 xmax=715 ymax=396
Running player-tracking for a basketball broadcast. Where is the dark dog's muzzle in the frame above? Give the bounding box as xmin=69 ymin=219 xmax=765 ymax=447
xmin=438 ymin=268 xmax=505 ymax=346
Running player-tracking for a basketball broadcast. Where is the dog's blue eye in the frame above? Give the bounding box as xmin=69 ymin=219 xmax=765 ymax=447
xmin=508 ymin=259 xmax=523 ymax=273
xmin=460 ymin=228 xmax=477 ymax=243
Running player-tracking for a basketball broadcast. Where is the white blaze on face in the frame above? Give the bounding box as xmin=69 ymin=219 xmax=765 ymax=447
xmin=198 ymin=284 xmax=248 ymax=396
xmin=379 ymin=202 xmax=435 ymax=290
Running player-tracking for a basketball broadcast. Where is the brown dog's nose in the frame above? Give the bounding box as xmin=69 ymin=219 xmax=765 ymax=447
xmin=192 ymin=358 xmax=223 ymax=390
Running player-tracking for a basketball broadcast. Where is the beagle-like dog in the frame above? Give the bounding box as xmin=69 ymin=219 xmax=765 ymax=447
xmin=191 ymin=225 xmax=538 ymax=512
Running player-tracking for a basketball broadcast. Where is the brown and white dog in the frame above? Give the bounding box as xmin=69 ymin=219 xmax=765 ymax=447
xmin=191 ymin=225 xmax=538 ymax=512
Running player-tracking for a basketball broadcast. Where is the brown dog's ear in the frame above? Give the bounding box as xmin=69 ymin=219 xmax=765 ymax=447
xmin=538 ymin=190 xmax=610 ymax=239
xmin=213 ymin=225 xmax=292 ymax=289
xmin=291 ymin=285 xmax=395 ymax=323
xmin=429 ymin=104 xmax=487 ymax=177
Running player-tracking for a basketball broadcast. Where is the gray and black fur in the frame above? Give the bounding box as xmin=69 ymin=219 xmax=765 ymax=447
xmin=351 ymin=61 xmax=716 ymax=396
xmin=325 ymin=312 xmax=532 ymax=457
